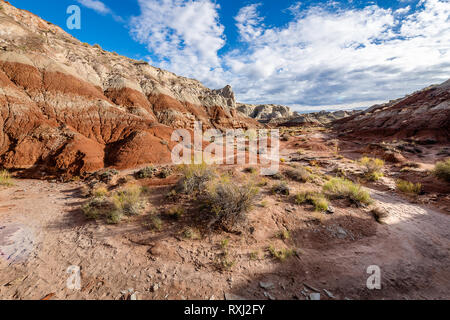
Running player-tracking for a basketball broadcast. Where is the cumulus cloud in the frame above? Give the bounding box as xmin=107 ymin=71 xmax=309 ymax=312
xmin=130 ymin=0 xmax=450 ymax=112
xmin=130 ymin=0 xmax=225 ymax=87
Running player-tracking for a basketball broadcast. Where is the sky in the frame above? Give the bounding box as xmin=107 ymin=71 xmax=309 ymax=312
xmin=9 ymin=0 xmax=450 ymax=112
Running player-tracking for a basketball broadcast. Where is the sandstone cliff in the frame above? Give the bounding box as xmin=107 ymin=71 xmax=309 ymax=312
xmin=0 ymin=1 xmax=258 ymax=176
xmin=333 ymin=79 xmax=450 ymax=142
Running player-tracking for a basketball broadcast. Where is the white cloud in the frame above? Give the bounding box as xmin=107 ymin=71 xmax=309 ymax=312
xmin=130 ymin=0 xmax=225 ymax=87
xmin=77 ymin=0 xmax=111 ymax=14
xmin=76 ymin=0 xmax=124 ymax=22
xmin=129 ymin=0 xmax=450 ymax=112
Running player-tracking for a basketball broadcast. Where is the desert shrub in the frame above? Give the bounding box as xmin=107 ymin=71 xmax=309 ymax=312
xmin=183 ymin=227 xmax=200 ymax=239
xmin=272 ymin=182 xmax=290 ymax=196
xmin=396 ymin=179 xmax=422 ymax=195
xmin=323 ymin=178 xmax=372 ymax=206
xmin=276 ymin=230 xmax=290 ymax=240
xmin=295 ymin=191 xmax=329 ymax=212
xmin=177 ymin=162 xmax=216 ymax=194
xmin=145 ymin=215 xmax=163 ymax=231
xmin=359 ymin=157 xmax=384 ymax=181
xmin=269 ymin=172 xmax=284 ymax=180
xmin=268 ymin=245 xmax=296 ymax=262
xmin=92 ymin=186 xmax=108 ymax=198
xmin=165 ymin=206 xmax=185 ymax=220
xmin=433 ymin=159 xmax=450 ymax=182
xmin=158 ymin=167 xmax=172 ymax=179
xmin=284 ymin=167 xmax=310 ymax=183
xmin=112 ymin=185 xmax=144 ymax=216
xmin=0 ymin=170 xmax=13 ymax=187
xmin=98 ymin=169 xmax=119 ymax=183
xmin=204 ymin=177 xmax=259 ymax=230
xmin=135 ymin=166 xmax=156 ymax=179
xmin=249 ymin=251 xmax=260 ymax=260
xmin=81 ymin=197 xmax=121 ymax=224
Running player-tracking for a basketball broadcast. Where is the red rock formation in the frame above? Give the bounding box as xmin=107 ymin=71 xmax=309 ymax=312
xmin=334 ymin=80 xmax=450 ymax=143
xmin=0 ymin=1 xmax=259 ymax=177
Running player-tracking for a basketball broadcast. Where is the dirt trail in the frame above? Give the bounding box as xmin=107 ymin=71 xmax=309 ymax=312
xmin=0 ymin=176 xmax=449 ymax=300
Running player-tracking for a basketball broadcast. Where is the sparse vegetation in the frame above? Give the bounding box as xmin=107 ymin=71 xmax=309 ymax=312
xmin=323 ymin=177 xmax=372 ymax=206
xmin=396 ymin=179 xmax=422 ymax=195
xmin=276 ymin=229 xmax=290 ymax=240
xmin=433 ymin=159 xmax=450 ymax=182
xmin=359 ymin=157 xmax=384 ymax=181
xmin=204 ymin=177 xmax=259 ymax=230
xmin=244 ymin=167 xmax=257 ymax=174
xmin=165 ymin=206 xmax=185 ymax=220
xmin=249 ymin=250 xmax=260 ymax=260
xmin=0 ymin=170 xmax=13 ymax=187
xmin=145 ymin=214 xmax=163 ymax=231
xmin=82 ymin=184 xmax=144 ymax=224
xmin=271 ymin=182 xmax=290 ymax=196
xmin=268 ymin=245 xmax=296 ymax=262
xmin=284 ymin=167 xmax=310 ymax=183
xmin=135 ymin=166 xmax=156 ymax=179
xmin=295 ymin=190 xmax=329 ymax=212
xmin=92 ymin=186 xmax=108 ymax=198
xmin=177 ymin=162 xmax=216 ymax=194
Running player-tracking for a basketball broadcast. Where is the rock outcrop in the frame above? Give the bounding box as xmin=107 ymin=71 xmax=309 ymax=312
xmin=333 ymin=79 xmax=450 ymax=142
xmin=237 ymin=103 xmax=295 ymax=122
xmin=0 ymin=1 xmax=258 ymax=177
xmin=278 ymin=110 xmax=358 ymax=127
xmin=238 ymin=102 xmax=357 ymax=127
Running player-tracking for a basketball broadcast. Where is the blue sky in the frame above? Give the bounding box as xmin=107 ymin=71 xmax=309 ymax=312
xmin=9 ymin=0 xmax=450 ymax=112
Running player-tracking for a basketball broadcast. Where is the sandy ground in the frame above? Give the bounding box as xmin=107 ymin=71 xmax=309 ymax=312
xmin=0 ymin=130 xmax=449 ymax=300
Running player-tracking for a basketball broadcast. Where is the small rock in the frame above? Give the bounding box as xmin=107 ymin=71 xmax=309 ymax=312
xmin=326 ymin=205 xmax=335 ymax=214
xmin=259 ymin=281 xmax=275 ymax=290
xmin=309 ymin=293 xmax=321 ymax=300
xmin=151 ymin=283 xmax=160 ymax=292
xmin=323 ymin=289 xmax=335 ymax=299
xmin=264 ymin=292 xmax=276 ymax=300
xmin=130 ymin=293 xmax=137 ymax=300
xmin=224 ymin=293 xmax=246 ymax=300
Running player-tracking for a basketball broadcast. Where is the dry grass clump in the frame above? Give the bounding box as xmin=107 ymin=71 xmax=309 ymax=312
xmin=0 ymin=170 xmax=14 ymax=187
xmin=268 ymin=245 xmax=296 ymax=262
xmin=295 ymin=190 xmax=329 ymax=212
xmin=359 ymin=157 xmax=384 ymax=181
xmin=177 ymin=162 xmax=216 ymax=194
xmin=433 ymin=159 xmax=450 ymax=182
xmin=271 ymin=182 xmax=290 ymax=196
xmin=204 ymin=176 xmax=259 ymax=230
xmin=284 ymin=167 xmax=310 ymax=183
xmin=396 ymin=179 xmax=422 ymax=195
xmin=323 ymin=177 xmax=372 ymax=206
xmin=82 ymin=184 xmax=145 ymax=224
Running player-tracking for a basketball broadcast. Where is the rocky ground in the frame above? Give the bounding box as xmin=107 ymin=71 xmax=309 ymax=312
xmin=1 ymin=128 xmax=448 ymax=300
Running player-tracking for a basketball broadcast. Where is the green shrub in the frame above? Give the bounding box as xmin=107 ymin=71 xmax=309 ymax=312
xmin=295 ymin=191 xmax=329 ymax=212
xmin=0 ymin=170 xmax=13 ymax=187
xmin=112 ymin=185 xmax=143 ymax=216
xmin=268 ymin=245 xmax=296 ymax=262
xmin=145 ymin=215 xmax=163 ymax=231
xmin=284 ymin=167 xmax=310 ymax=183
xmin=433 ymin=159 xmax=450 ymax=182
xmin=359 ymin=157 xmax=384 ymax=181
xmin=204 ymin=177 xmax=259 ymax=230
xmin=92 ymin=186 xmax=108 ymax=198
xmin=396 ymin=179 xmax=422 ymax=195
xmin=177 ymin=162 xmax=216 ymax=194
xmin=323 ymin=178 xmax=372 ymax=206
xmin=135 ymin=166 xmax=156 ymax=179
